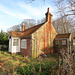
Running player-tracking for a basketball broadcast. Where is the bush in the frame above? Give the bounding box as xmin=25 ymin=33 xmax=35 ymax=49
xmin=17 ymin=66 xmax=34 ymax=75
xmin=17 ymin=60 xmax=58 ymax=75
xmin=1 ymin=45 xmax=8 ymax=51
xmin=0 ymin=40 xmax=9 ymax=45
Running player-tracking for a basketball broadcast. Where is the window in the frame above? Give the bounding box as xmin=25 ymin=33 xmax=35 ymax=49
xmin=55 ymin=40 xmax=59 ymax=45
xmin=62 ymin=40 xmax=66 ymax=45
xmin=21 ymin=39 xmax=27 ymax=49
xmin=13 ymin=39 xmax=18 ymax=46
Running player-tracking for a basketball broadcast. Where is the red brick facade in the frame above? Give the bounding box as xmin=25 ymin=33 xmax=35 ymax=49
xmin=20 ymin=39 xmax=31 ymax=57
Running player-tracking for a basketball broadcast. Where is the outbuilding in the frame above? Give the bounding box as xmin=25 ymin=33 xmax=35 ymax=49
xmin=54 ymin=33 xmax=73 ymax=53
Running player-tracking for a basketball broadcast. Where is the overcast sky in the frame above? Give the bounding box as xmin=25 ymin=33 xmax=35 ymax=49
xmin=0 ymin=0 xmax=57 ymax=32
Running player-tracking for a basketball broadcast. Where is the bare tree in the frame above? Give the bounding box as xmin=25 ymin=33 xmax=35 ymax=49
xmin=53 ymin=16 xmax=73 ymax=34
xmin=55 ymin=0 xmax=75 ymax=17
xmin=52 ymin=0 xmax=75 ymax=36
xmin=21 ymin=19 xmax=36 ymax=28
xmin=7 ymin=19 xmax=36 ymax=32
xmin=7 ymin=25 xmax=20 ymax=32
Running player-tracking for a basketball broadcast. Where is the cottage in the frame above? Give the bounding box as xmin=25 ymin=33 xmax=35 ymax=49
xmin=54 ymin=33 xmax=73 ymax=53
xmin=8 ymin=8 xmax=73 ymax=58
xmin=8 ymin=8 xmax=57 ymax=58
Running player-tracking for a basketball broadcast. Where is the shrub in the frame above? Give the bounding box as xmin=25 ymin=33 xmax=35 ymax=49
xmin=17 ymin=60 xmax=58 ymax=75
xmin=17 ymin=66 xmax=34 ymax=75
xmin=1 ymin=45 xmax=8 ymax=51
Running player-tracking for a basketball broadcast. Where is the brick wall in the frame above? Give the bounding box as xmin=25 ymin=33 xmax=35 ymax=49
xmin=20 ymin=38 xmax=31 ymax=57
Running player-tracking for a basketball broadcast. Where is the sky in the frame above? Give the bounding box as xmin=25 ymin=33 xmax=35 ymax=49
xmin=0 ymin=0 xmax=57 ymax=32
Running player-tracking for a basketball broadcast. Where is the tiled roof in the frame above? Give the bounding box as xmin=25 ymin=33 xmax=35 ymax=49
xmin=10 ymin=31 xmax=24 ymax=38
xmin=10 ymin=22 xmax=45 ymax=38
xmin=55 ymin=33 xmax=71 ymax=38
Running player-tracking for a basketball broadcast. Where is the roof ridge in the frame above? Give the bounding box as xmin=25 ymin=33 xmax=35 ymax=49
xmin=23 ymin=22 xmax=46 ymax=32
xmin=9 ymin=22 xmax=46 ymax=38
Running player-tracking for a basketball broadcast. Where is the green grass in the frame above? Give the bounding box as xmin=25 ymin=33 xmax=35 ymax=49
xmin=0 ymin=51 xmax=60 ymax=75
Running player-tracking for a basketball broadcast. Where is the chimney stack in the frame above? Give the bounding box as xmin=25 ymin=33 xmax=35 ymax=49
xmin=22 ymin=22 xmax=26 ymax=31
xmin=45 ymin=8 xmax=53 ymax=22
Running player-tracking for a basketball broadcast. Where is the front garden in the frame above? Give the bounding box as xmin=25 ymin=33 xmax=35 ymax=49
xmin=0 ymin=51 xmax=60 ymax=75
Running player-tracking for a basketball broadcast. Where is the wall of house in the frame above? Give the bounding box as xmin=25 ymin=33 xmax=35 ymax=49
xmin=69 ymin=34 xmax=73 ymax=53
xmin=73 ymin=39 xmax=75 ymax=51
xmin=20 ymin=38 xmax=31 ymax=57
xmin=9 ymin=37 xmax=20 ymax=53
xmin=32 ymin=22 xmax=57 ymax=58
xmin=9 ymin=39 xmax=12 ymax=52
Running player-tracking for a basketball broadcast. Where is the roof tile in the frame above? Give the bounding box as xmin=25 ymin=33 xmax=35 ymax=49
xmin=10 ymin=22 xmax=45 ymax=38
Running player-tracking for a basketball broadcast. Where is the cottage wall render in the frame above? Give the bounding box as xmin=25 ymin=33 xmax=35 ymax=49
xmin=32 ymin=22 xmax=57 ymax=58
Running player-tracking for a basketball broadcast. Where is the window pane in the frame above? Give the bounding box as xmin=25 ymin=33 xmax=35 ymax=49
xmin=62 ymin=40 xmax=66 ymax=45
xmin=55 ymin=40 xmax=59 ymax=45
xmin=21 ymin=39 xmax=27 ymax=49
xmin=13 ymin=39 xmax=18 ymax=46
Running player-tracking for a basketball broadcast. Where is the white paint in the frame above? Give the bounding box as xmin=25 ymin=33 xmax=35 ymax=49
xmin=9 ymin=37 xmax=20 ymax=53
xmin=9 ymin=39 xmax=12 ymax=52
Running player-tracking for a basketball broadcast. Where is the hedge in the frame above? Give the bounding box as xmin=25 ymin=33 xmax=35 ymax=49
xmin=0 ymin=40 xmax=9 ymax=45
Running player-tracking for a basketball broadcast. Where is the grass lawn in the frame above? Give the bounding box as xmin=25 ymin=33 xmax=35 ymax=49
xmin=0 ymin=51 xmax=60 ymax=75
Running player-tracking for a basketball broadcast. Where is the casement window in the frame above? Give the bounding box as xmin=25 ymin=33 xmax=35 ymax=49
xmin=21 ymin=39 xmax=27 ymax=49
xmin=55 ymin=40 xmax=59 ymax=45
xmin=62 ymin=40 xmax=66 ymax=45
xmin=13 ymin=39 xmax=18 ymax=46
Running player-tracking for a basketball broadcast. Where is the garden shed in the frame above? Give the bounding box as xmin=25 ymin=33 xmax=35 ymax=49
xmin=54 ymin=33 xmax=73 ymax=53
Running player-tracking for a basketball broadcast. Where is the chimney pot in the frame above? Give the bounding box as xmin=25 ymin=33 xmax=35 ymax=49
xmin=48 ymin=8 xmax=49 ymax=12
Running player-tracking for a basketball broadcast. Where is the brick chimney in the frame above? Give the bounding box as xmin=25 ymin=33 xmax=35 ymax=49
xmin=45 ymin=8 xmax=53 ymax=23
xmin=22 ymin=22 xmax=26 ymax=31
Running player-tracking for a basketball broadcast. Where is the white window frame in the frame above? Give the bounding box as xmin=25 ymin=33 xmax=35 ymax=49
xmin=21 ymin=39 xmax=27 ymax=49
xmin=13 ymin=39 xmax=18 ymax=46
xmin=62 ymin=40 xmax=66 ymax=45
